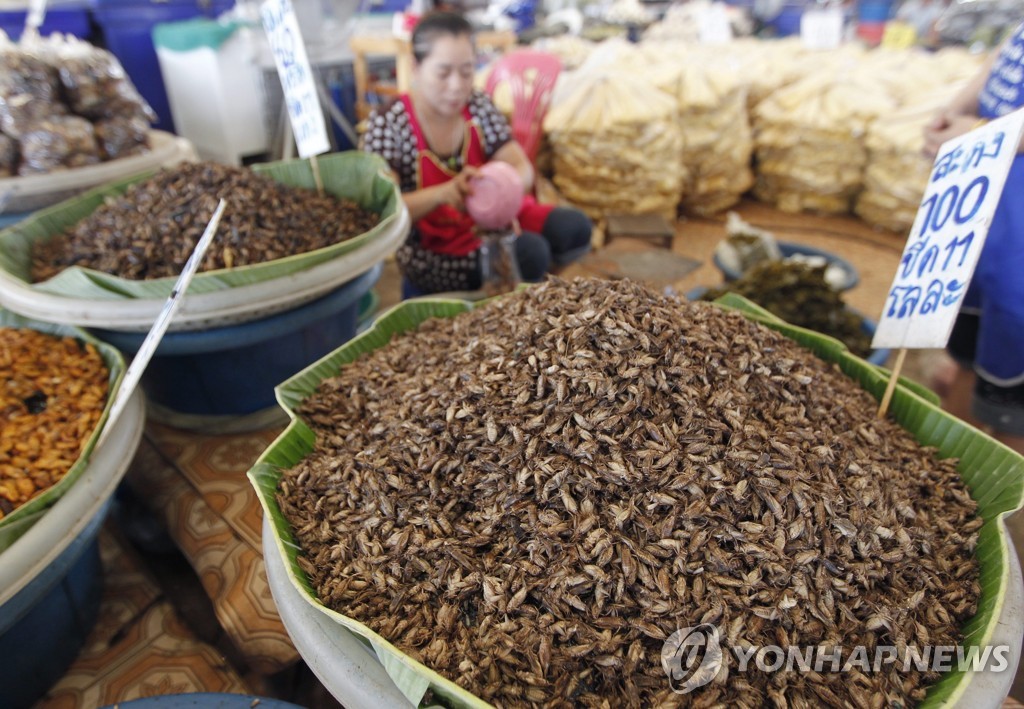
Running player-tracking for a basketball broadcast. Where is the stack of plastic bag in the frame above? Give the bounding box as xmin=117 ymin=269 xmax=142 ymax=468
xmin=643 ymin=1 xmax=754 ymax=41
xmin=0 ymin=32 xmax=154 ymax=176
xmin=726 ymin=38 xmax=809 ymax=111
xmin=855 ymin=87 xmax=965 ymax=232
xmin=753 ymin=53 xmax=898 ymax=214
xmin=671 ymin=46 xmax=754 ymax=215
xmin=544 ymin=65 xmax=684 ymax=219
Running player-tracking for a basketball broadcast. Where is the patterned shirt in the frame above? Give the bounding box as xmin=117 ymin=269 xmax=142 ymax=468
xmin=359 ymin=90 xmax=512 ymax=192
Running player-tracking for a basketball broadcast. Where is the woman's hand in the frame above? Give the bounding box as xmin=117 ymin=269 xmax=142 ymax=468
xmin=923 ymin=109 xmax=980 ymax=158
xmin=435 ymin=166 xmax=479 ymax=211
xmin=402 ymin=166 xmax=479 ymax=222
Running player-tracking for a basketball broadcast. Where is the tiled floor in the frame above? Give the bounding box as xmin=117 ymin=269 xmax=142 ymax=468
xmin=30 ymin=198 xmax=1024 ymax=707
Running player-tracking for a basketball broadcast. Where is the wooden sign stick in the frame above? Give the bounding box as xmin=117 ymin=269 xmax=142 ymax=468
xmin=310 ymin=153 xmax=324 ymax=196
xmin=877 ymin=347 xmax=908 ymax=419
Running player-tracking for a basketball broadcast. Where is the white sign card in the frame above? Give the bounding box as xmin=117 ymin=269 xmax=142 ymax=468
xmin=801 ymin=8 xmax=844 ymax=51
xmin=698 ymin=3 xmax=732 ymax=45
xmin=873 ymin=107 xmax=1024 ymax=349
xmin=260 ymin=0 xmax=331 ymax=159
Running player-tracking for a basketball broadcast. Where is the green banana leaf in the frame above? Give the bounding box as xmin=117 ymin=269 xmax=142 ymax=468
xmin=249 ymin=290 xmax=1024 ymax=709
xmin=0 ymin=310 xmax=126 ymax=552
xmin=0 ymin=152 xmax=400 ymax=300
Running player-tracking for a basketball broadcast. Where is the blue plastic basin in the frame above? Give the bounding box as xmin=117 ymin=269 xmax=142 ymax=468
xmin=0 ymin=500 xmax=108 ymax=709
xmin=713 ymin=241 xmax=861 ymax=292
xmin=90 ymin=265 xmax=381 ymax=416
xmin=685 ymin=285 xmax=888 ymax=366
xmin=0 ymin=211 xmax=30 ymax=229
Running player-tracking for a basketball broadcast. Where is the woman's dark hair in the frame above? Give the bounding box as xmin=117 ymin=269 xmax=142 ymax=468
xmin=411 ymin=11 xmax=474 ymax=63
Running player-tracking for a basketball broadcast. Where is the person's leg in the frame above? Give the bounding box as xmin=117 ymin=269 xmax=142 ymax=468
xmin=514 ymin=231 xmax=552 ymax=282
xmin=942 ymin=363 xmax=980 ymax=427
xmin=938 ymin=310 xmax=983 ymax=425
xmin=995 ymin=431 xmax=1024 ymax=456
xmin=397 ymin=235 xmax=481 ymax=294
xmin=971 ymin=377 xmax=1024 ymax=456
xmin=541 ymin=207 xmax=593 ymax=267
xmin=972 ymin=237 xmax=1024 ymax=453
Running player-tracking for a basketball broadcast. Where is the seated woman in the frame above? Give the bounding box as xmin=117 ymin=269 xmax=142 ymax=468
xmin=359 ymin=11 xmax=592 ymax=294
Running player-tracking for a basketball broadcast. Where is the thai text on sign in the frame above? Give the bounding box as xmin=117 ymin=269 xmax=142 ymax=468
xmin=872 ymin=108 xmax=1024 ymax=349
xmin=261 ymin=0 xmax=330 ymax=158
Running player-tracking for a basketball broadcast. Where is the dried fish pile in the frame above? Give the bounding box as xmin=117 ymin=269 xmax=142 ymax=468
xmin=280 ymin=278 xmax=980 ymax=708
xmin=31 ymin=161 xmax=380 ymax=282
xmin=1 ymin=327 xmax=109 ymax=519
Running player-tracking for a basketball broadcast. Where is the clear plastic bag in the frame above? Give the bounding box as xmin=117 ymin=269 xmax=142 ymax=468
xmin=56 ymin=41 xmax=157 ymax=122
xmin=0 ymin=34 xmax=154 ymax=178
xmin=480 ymin=231 xmax=522 ymax=296
xmin=0 ymin=50 xmax=64 ymax=139
xmin=94 ymin=116 xmax=150 ymax=160
xmin=18 ymin=116 xmax=100 ymax=176
xmin=545 ymin=68 xmax=684 ymax=218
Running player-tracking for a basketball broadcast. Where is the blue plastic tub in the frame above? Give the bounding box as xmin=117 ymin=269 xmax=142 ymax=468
xmin=92 ymin=0 xmax=235 ymax=132
xmin=768 ymin=3 xmax=806 ymax=36
xmin=0 ymin=6 xmax=92 ymax=41
xmin=90 ymin=265 xmax=381 ymax=417
xmin=0 ymin=500 xmax=108 ymax=709
xmin=713 ymin=241 xmax=860 ymax=291
xmin=685 ymin=285 xmax=889 ymax=366
xmin=0 ymin=211 xmax=30 ymax=229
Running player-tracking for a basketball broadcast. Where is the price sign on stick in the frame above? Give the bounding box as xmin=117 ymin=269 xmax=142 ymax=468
xmin=872 ymin=108 xmax=1024 ymax=417
xmin=874 ymin=109 xmax=1024 ymax=349
xmin=261 ymin=0 xmax=330 ymax=161
xmin=97 ymin=200 xmax=226 ymax=446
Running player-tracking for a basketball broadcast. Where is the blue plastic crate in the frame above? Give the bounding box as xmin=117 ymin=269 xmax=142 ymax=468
xmin=857 ymin=0 xmax=894 ymax=22
xmin=92 ymin=0 xmax=235 ymax=132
